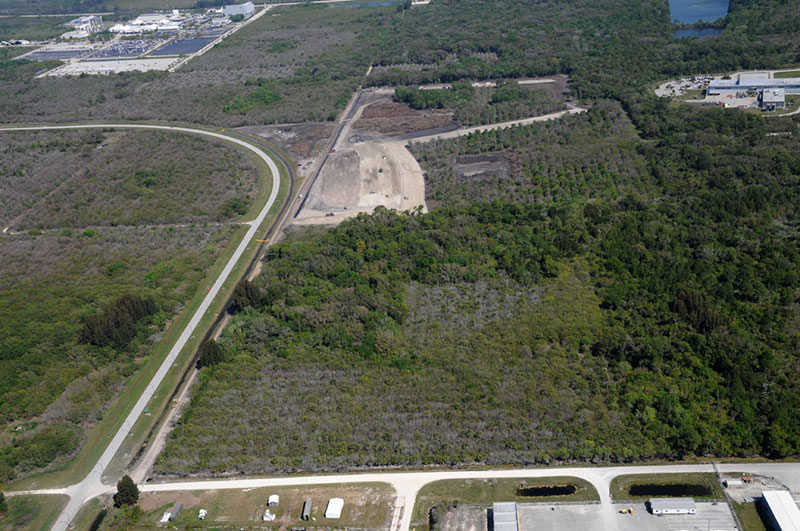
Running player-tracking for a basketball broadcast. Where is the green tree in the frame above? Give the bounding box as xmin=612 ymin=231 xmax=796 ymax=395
xmin=113 ymin=475 xmax=139 ymax=508
xmin=197 ymin=339 xmax=227 ymax=368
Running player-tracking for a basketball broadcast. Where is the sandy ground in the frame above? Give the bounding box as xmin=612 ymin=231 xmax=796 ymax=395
xmin=294 ymin=140 xmax=427 ymax=225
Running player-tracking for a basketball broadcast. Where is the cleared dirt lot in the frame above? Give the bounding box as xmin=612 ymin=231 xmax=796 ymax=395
xmin=295 ymin=140 xmax=427 ymax=225
xmin=353 ymin=100 xmax=456 ymax=137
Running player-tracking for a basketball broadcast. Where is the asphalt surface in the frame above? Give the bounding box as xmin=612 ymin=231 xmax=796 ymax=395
xmin=0 ymin=123 xmax=282 ymax=531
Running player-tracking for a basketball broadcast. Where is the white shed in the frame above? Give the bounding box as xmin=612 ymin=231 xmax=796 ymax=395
xmin=724 ymin=478 xmax=744 ymax=488
xmin=268 ymin=494 xmax=280 ymax=507
xmin=325 ymin=498 xmax=344 ymax=519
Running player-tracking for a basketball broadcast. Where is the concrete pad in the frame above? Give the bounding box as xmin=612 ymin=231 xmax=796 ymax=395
xmin=518 ymin=502 xmax=735 ymax=531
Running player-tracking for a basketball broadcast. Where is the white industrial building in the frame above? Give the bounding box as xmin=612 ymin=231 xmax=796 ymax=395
xmin=649 ymin=498 xmax=697 ymax=515
xmin=492 ymin=501 xmax=519 ymax=531
xmin=66 ymin=15 xmax=103 ymax=33
xmin=723 ymin=478 xmax=744 ymax=488
xmin=325 ymin=497 xmax=344 ymax=519
xmin=708 ymin=72 xmax=800 ymax=110
xmin=222 ymin=1 xmax=255 ymax=17
xmin=762 ymin=490 xmax=800 ymax=531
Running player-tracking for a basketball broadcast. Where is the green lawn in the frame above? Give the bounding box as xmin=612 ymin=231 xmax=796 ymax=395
xmin=411 ymin=477 xmax=599 ymax=528
xmin=732 ymin=501 xmax=768 ymax=531
xmin=8 ymin=129 xmax=291 ymax=492
xmin=0 ymin=494 xmax=69 ymax=531
xmin=773 ymin=70 xmax=800 ymax=78
xmin=609 ymin=473 xmax=725 ymax=502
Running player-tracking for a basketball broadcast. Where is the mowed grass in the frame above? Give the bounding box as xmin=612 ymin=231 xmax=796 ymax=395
xmin=773 ymin=70 xmax=800 ymax=78
xmin=129 ymin=483 xmax=394 ymax=528
xmin=0 ymin=494 xmax=69 ymax=531
xmin=411 ymin=477 xmax=599 ymax=528
xmin=732 ymin=501 xmax=768 ymax=531
xmin=609 ymin=473 xmax=725 ymax=501
xmin=0 ymin=16 xmax=72 ymax=41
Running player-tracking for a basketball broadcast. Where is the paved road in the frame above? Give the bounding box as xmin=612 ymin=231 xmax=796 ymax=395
xmin=132 ymin=462 xmax=800 ymax=531
xmin=0 ymin=123 xmax=282 ymax=530
xmin=409 ymin=106 xmax=587 ymax=143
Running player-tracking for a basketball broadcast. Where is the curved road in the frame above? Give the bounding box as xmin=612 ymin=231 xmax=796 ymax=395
xmin=0 ymin=123 xmax=283 ymax=530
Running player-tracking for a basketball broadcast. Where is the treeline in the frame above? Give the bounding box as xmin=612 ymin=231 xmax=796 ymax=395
xmin=79 ymin=294 xmax=158 ymax=350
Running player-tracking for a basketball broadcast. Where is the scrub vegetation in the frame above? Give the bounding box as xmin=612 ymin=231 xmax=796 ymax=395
xmin=0 ymin=129 xmax=256 ymax=484
xmin=158 ymin=0 xmax=800 ymax=475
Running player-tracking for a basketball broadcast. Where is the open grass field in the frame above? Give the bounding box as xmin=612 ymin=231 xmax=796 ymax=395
xmin=0 ymin=494 xmax=68 ymax=531
xmin=411 ymin=477 xmax=599 ymax=528
xmin=0 ymin=16 xmax=72 ymax=41
xmin=85 ymin=483 xmax=395 ymax=529
xmin=609 ymin=473 xmax=725 ymax=501
xmin=773 ymin=69 xmax=800 ymax=78
xmin=0 ymin=128 xmax=267 ymax=485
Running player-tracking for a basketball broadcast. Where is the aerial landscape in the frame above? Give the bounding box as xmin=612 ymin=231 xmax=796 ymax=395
xmin=0 ymin=0 xmax=799 ymax=528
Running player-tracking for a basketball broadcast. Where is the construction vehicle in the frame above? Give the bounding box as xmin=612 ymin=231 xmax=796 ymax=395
xmin=171 ymin=398 xmax=179 ymax=409
xmin=620 ymin=508 xmax=628 ymax=514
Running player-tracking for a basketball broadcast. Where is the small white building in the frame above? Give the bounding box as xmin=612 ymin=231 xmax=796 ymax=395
xmin=762 ymin=490 xmax=800 ymax=531
xmin=198 ymin=509 xmax=207 ymax=520
xmin=222 ymin=1 xmax=255 ymax=17
xmin=268 ymin=494 xmax=280 ymax=507
xmin=724 ymin=478 xmax=744 ymax=488
xmin=325 ymin=497 xmax=344 ymax=519
xmin=650 ymin=498 xmax=696 ymax=515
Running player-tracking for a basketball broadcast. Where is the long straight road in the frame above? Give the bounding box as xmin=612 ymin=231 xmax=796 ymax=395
xmin=134 ymin=462 xmax=800 ymax=531
xmin=0 ymin=123 xmax=283 ymax=530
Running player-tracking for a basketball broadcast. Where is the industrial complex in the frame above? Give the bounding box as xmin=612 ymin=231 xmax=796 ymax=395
xmin=14 ymin=1 xmax=264 ymax=76
xmin=656 ymin=70 xmax=800 ymax=111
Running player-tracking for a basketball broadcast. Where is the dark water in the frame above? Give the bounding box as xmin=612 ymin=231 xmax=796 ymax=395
xmin=516 ymin=484 xmax=578 ymax=497
xmin=629 ymin=483 xmax=712 ymax=497
xmin=669 ymin=0 xmax=729 ymax=23
xmin=672 ymin=27 xmax=723 ymax=38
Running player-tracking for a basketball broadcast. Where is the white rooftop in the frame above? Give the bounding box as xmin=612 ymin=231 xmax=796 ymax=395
xmin=325 ymin=497 xmax=344 ymax=519
xmin=763 ymin=88 xmax=786 ymax=103
xmin=650 ymin=498 xmax=696 ymax=511
xmin=763 ymin=490 xmax=800 ymax=531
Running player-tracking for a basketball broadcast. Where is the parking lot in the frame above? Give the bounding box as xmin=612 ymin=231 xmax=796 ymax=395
xmin=517 ymin=502 xmax=735 ymax=531
xmin=149 ymin=36 xmax=216 ymax=56
xmin=89 ymin=39 xmax=161 ymax=59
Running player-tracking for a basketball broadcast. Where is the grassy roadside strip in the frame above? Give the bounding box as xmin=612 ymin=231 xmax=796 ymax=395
xmin=0 ymin=494 xmax=69 ymax=531
xmin=609 ymin=473 xmax=725 ymax=502
xmin=411 ymin=477 xmax=599 ymax=528
xmin=101 ymin=146 xmax=292 ymax=483
xmin=7 ymin=127 xmax=292 ymax=491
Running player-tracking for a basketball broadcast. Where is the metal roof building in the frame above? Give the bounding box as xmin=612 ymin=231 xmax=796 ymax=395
xmin=649 ymin=498 xmax=696 ymax=515
xmin=492 ymin=501 xmax=519 ymax=531
xmin=762 ymin=490 xmax=800 ymax=531
xmin=222 ymin=2 xmax=255 ymax=17
xmin=708 ymin=75 xmax=800 ymax=96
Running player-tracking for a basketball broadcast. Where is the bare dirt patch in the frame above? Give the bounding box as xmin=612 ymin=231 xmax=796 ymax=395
xmin=353 ymin=101 xmax=456 ymax=136
xmin=452 ymin=152 xmax=512 ymax=184
xmin=237 ymin=122 xmax=335 ymax=161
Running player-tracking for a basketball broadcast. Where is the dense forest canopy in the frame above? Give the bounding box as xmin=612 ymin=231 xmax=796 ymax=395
xmin=156 ymin=0 xmax=800 ymax=474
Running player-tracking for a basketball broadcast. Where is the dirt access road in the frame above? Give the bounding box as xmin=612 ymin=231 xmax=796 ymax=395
xmin=0 ymin=122 xmax=285 ymax=531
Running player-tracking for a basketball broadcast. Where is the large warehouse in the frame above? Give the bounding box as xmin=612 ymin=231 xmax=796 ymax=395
xmin=707 ymin=73 xmax=800 ymax=96
xmin=762 ymin=490 xmax=800 ymax=531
